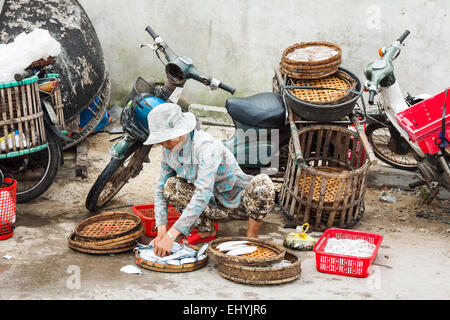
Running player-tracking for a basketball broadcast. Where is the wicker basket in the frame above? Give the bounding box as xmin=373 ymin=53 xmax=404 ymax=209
xmin=217 ymin=252 xmax=301 ymax=285
xmin=281 ymin=42 xmax=342 ymax=79
xmin=286 ymin=69 xmax=357 ymax=105
xmin=208 ymin=237 xmax=285 ymax=267
xmin=0 ymin=76 xmax=47 ymax=159
xmin=74 ymin=211 xmax=142 ymax=241
xmin=279 ymin=125 xmax=370 ymax=231
xmin=68 ymin=230 xmax=142 ymax=253
xmin=135 ymin=245 xmax=208 ymax=273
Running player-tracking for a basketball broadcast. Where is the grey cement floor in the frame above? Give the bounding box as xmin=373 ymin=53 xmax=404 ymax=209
xmin=0 ymin=127 xmax=449 ymax=300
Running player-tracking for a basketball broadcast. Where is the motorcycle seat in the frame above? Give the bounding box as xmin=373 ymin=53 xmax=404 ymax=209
xmin=225 ymin=92 xmax=286 ymax=128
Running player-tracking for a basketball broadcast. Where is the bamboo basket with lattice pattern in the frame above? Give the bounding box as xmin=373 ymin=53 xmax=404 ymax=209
xmin=74 ymin=211 xmax=142 ymax=241
xmin=0 ymin=76 xmax=47 ymax=158
xmin=286 ymin=69 xmax=356 ymax=105
xmin=281 ymin=42 xmax=342 ymax=79
xmin=279 ymin=125 xmax=370 ymax=231
xmin=208 ymin=237 xmax=285 ymax=267
xmin=217 ymin=252 xmax=301 ymax=285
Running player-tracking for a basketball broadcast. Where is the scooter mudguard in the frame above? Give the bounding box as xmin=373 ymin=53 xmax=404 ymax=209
xmin=110 ymin=135 xmax=134 ymax=159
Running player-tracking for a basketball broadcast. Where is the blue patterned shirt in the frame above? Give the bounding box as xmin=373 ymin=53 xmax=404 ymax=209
xmin=154 ymin=129 xmax=253 ymax=236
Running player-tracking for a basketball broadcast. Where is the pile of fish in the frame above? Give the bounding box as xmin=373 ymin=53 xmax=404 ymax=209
xmin=135 ymin=242 xmax=208 ymax=266
xmin=324 ymin=238 xmax=375 ymax=258
xmin=216 ymin=240 xmax=258 ymax=256
xmin=285 ymin=46 xmax=339 ymax=63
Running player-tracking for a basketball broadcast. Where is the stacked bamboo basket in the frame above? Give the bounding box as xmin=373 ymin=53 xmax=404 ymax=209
xmin=208 ymin=237 xmax=302 ymax=285
xmin=68 ymin=212 xmax=144 ymax=254
xmin=275 ymin=42 xmax=376 ymax=231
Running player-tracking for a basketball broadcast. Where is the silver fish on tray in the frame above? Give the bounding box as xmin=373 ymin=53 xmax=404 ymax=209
xmin=226 ymin=246 xmax=257 ymax=256
xmin=166 ymin=260 xmax=181 ymax=266
xmin=216 ymin=241 xmax=249 ymax=251
xmin=197 ymin=243 xmax=209 ymax=257
xmin=180 ymin=257 xmax=197 ymax=265
xmin=218 ymin=244 xmax=249 ymax=252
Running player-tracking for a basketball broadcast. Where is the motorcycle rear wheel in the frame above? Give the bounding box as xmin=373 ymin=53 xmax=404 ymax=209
xmin=85 ymin=142 xmax=147 ymax=212
xmin=0 ymin=129 xmax=61 ymax=203
xmin=366 ymin=122 xmax=419 ymax=171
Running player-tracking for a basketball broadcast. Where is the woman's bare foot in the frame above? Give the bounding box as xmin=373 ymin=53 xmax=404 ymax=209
xmin=246 ymin=218 xmax=263 ymax=238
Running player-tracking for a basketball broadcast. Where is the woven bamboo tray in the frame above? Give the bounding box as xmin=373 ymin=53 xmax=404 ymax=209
xmin=208 ymin=237 xmax=285 ymax=267
xmin=74 ymin=212 xmax=142 ymax=241
xmin=135 ymin=246 xmax=208 ymax=273
xmin=68 ymin=227 xmax=143 ymax=249
xmin=286 ymin=69 xmax=356 ymax=105
xmin=281 ymin=42 xmax=342 ymax=79
xmin=217 ymin=252 xmax=301 ymax=285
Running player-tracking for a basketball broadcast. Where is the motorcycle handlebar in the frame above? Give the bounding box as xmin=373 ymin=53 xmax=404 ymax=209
xmin=219 ymin=82 xmax=236 ymax=95
xmin=145 ymin=26 xmax=159 ymax=40
xmin=398 ymin=29 xmax=410 ymax=44
xmin=368 ymin=90 xmax=376 ymax=105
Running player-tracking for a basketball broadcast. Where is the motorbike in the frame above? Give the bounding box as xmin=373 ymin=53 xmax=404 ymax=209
xmin=364 ymin=30 xmax=450 ymax=195
xmin=0 ymin=59 xmax=69 ymax=203
xmin=85 ymin=25 xmax=291 ymax=212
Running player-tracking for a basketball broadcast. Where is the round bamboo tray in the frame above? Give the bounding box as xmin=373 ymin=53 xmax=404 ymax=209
xmin=208 ymin=237 xmax=285 ymax=267
xmin=217 ymin=252 xmax=301 ymax=285
xmin=68 ymin=227 xmax=143 ymax=250
xmin=74 ymin=211 xmax=142 ymax=241
xmin=135 ymin=248 xmax=208 ymax=273
xmin=286 ymin=69 xmax=356 ymax=105
xmin=279 ymin=125 xmax=370 ymax=231
xmin=281 ymin=42 xmax=342 ymax=79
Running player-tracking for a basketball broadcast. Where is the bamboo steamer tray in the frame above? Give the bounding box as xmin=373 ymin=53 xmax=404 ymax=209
xmin=135 ymin=245 xmax=208 ymax=273
xmin=281 ymin=42 xmax=342 ymax=79
xmin=68 ymin=227 xmax=143 ymax=250
xmin=67 ymin=234 xmax=138 ymax=255
xmin=287 ymin=70 xmax=356 ymax=105
xmin=74 ymin=212 xmax=142 ymax=241
xmin=208 ymin=237 xmax=285 ymax=267
xmin=298 ymin=166 xmax=353 ymax=203
xmin=218 ymin=252 xmax=301 ymax=285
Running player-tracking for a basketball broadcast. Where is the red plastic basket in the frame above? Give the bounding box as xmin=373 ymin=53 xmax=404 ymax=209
xmin=313 ymin=228 xmax=383 ymax=278
xmin=395 ymin=89 xmax=449 ymax=155
xmin=132 ymin=203 xmax=181 ymax=237
xmin=0 ymin=178 xmax=17 ymax=241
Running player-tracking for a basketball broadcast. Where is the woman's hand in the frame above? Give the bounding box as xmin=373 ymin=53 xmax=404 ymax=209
xmin=151 ymin=225 xmax=167 ymax=247
xmin=153 ymin=234 xmax=174 ymax=257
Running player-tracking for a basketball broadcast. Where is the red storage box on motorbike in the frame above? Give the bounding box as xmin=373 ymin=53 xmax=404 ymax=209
xmin=395 ymin=89 xmax=449 ymax=155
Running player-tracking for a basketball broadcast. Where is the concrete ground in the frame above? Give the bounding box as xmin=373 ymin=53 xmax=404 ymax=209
xmin=0 ymin=125 xmax=449 ymax=300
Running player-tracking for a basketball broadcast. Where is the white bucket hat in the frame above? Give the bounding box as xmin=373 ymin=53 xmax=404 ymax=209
xmin=143 ymin=103 xmax=197 ymax=145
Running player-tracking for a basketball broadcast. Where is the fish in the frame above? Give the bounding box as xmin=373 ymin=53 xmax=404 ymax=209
xmin=171 ymin=242 xmax=182 ymax=253
xmin=159 ymin=248 xmax=197 ymax=262
xmin=216 ymin=241 xmax=249 ymax=251
xmin=180 ymin=257 xmax=197 ymax=265
xmin=166 ymin=260 xmax=181 ymax=266
xmin=197 ymin=243 xmax=208 ymax=257
xmin=226 ymin=246 xmax=257 ymax=256
xmin=138 ymin=248 xmax=160 ymax=261
xmin=197 ymin=254 xmax=207 ymax=261
xmin=218 ymin=244 xmax=250 ymax=252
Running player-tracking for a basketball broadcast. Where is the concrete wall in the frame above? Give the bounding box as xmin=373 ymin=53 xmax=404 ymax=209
xmin=78 ymin=0 xmax=450 ymax=107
